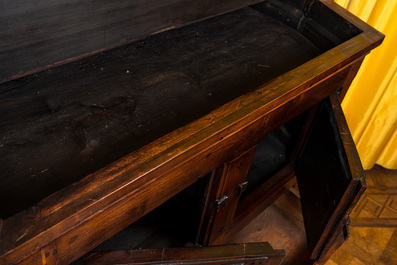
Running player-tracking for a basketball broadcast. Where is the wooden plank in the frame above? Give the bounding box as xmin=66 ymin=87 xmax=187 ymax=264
xmin=229 ymin=191 xmax=314 ymax=265
xmin=76 ymin=243 xmax=285 ymax=265
xmin=0 ymin=8 xmax=322 ymax=219
xmin=0 ymin=0 xmax=266 ymax=82
xmin=206 ymin=147 xmax=257 ymax=244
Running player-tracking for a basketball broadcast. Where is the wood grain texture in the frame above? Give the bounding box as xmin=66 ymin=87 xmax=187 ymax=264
xmin=253 ymin=0 xmax=362 ymax=51
xmin=229 ymin=169 xmax=397 ymax=265
xmin=0 ymin=59 xmax=371 ymax=265
xmin=0 ymin=1 xmax=384 ymax=264
xmin=338 ymin=56 xmax=365 ymax=101
xmin=1 ymin=64 xmax=350 ymax=264
xmin=229 ymin=190 xmax=314 ymax=265
xmin=0 ymin=0 xmax=266 ymax=82
xmin=76 ymin=243 xmax=285 ymax=265
xmin=326 ymin=226 xmax=397 ymax=265
xmin=206 ymin=147 xmax=257 ymax=244
xmin=0 ymin=8 xmax=322 ymax=219
xmin=326 ymin=167 xmax=397 ymax=265
xmin=229 ymin=164 xmax=297 ymax=242
xmin=350 ymin=165 xmax=397 ymax=226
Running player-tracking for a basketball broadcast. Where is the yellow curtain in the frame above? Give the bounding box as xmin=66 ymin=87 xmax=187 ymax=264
xmin=335 ymin=0 xmax=397 ymax=169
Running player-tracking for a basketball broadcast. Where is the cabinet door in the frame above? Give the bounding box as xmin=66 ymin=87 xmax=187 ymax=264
xmin=198 ymin=147 xmax=257 ymax=245
xmin=295 ymin=93 xmax=366 ymax=262
xmin=76 ymin=242 xmax=285 ymax=265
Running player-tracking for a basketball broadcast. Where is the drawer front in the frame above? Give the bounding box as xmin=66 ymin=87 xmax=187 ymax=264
xmin=295 ymin=93 xmax=366 ymax=261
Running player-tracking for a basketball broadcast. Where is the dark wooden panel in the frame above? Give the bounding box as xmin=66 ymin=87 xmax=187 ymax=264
xmin=253 ymin=0 xmax=362 ymax=51
xmin=76 ymin=243 xmax=285 ymax=265
xmin=0 ymin=7 xmax=321 ymax=219
xmin=0 ymin=0 xmax=265 ymax=82
xmin=0 ymin=66 xmax=350 ymax=265
xmin=206 ymin=147 xmax=257 ymax=244
xmin=308 ymin=1 xmax=363 ymax=42
xmin=295 ymin=94 xmax=366 ymax=260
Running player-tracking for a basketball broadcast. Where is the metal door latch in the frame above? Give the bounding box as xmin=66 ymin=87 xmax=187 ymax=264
xmin=237 ymin=181 xmax=249 ymax=196
xmin=215 ymin=195 xmax=229 ymax=212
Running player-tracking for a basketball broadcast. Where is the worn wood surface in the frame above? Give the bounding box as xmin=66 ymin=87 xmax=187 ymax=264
xmin=230 ymin=189 xmax=314 ymax=265
xmin=76 ymin=243 xmax=285 ymax=265
xmin=0 ymin=0 xmax=266 ymax=82
xmin=350 ymin=165 xmax=397 ymax=226
xmin=253 ymin=0 xmax=362 ymax=51
xmin=0 ymin=66 xmax=352 ymax=265
xmin=295 ymin=94 xmax=366 ymax=261
xmin=0 ymin=7 xmax=321 ymax=219
xmin=338 ymin=56 xmax=365 ymax=101
xmin=324 ymin=164 xmax=397 ymax=264
xmin=0 ymin=0 xmax=384 ymax=264
xmin=230 ymin=167 xmax=397 ymax=265
xmin=205 ymin=148 xmax=257 ymax=244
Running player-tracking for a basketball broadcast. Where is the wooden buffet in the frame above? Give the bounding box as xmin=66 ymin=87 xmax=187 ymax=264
xmin=0 ymin=0 xmax=383 ymax=264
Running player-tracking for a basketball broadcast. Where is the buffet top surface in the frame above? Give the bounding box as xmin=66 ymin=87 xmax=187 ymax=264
xmin=0 ymin=7 xmax=321 ymax=219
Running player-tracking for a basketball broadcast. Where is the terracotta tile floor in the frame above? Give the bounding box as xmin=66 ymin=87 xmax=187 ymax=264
xmin=229 ymin=165 xmax=397 ymax=264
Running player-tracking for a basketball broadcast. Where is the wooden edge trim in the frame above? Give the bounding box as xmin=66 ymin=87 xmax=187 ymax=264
xmin=79 ymin=243 xmax=285 ymax=264
xmin=0 ymin=23 xmax=379 ymax=263
xmin=338 ymin=56 xmax=366 ymax=101
xmin=329 ymin=94 xmax=366 ymax=184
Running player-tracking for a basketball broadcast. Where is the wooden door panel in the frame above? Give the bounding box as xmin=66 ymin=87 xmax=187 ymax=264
xmin=198 ymin=147 xmax=257 ymax=245
xmin=295 ymin=93 xmax=366 ymax=261
xmin=76 ymin=242 xmax=285 ymax=265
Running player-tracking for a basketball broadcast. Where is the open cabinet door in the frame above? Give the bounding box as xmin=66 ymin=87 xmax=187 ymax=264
xmin=75 ymin=242 xmax=285 ymax=265
xmin=295 ymin=93 xmax=366 ymax=263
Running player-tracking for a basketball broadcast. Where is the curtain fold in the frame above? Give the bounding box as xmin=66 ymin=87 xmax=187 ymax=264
xmin=335 ymin=0 xmax=397 ymax=169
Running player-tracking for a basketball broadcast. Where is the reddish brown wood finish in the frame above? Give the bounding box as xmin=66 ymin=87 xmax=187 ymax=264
xmin=338 ymin=56 xmax=366 ymax=101
xmin=77 ymin=243 xmax=285 ymax=265
xmin=0 ymin=57 xmax=357 ymax=265
xmin=0 ymin=1 xmax=384 ymax=264
xmin=315 ymin=222 xmax=349 ymax=264
xmin=201 ymin=148 xmax=257 ymax=245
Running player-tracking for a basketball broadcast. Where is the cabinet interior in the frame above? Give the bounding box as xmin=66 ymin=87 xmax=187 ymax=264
xmin=80 ymin=107 xmax=310 ymax=252
xmin=0 ymin=0 xmax=360 ymax=220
